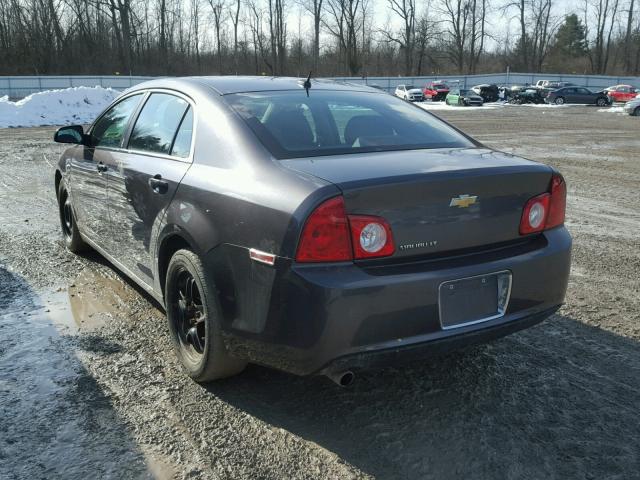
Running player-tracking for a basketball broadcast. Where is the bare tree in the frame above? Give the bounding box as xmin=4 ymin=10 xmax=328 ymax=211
xmin=587 ymin=0 xmax=621 ymax=73
xmin=297 ymin=0 xmax=324 ymax=71
xmin=380 ymin=0 xmax=416 ymax=75
xmin=208 ymin=0 xmax=225 ymax=73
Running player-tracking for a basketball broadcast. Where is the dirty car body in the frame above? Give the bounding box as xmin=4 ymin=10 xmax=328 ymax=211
xmin=54 ymin=77 xmax=571 ymax=381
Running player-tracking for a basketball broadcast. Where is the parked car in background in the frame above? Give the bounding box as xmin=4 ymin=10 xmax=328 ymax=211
xmin=623 ymin=96 xmax=640 ymax=116
xmin=395 ymin=85 xmax=424 ymax=102
xmin=536 ymin=80 xmax=574 ymax=90
xmin=423 ymin=82 xmax=450 ymax=101
xmin=509 ymin=88 xmax=545 ymax=105
xmin=606 ymin=85 xmax=638 ymax=103
xmin=52 ymin=76 xmax=571 ymax=386
xmin=471 ymin=84 xmax=499 ymax=102
xmin=546 ymin=87 xmax=610 ymax=106
xmin=536 ymin=81 xmax=576 ymax=99
xmin=446 ymin=88 xmax=484 ymax=106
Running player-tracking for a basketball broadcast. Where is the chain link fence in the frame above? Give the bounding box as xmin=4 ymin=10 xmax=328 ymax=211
xmin=2 ymin=73 xmax=640 ymax=99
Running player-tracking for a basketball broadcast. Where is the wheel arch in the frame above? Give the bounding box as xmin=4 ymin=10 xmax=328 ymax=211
xmin=156 ymin=232 xmax=198 ymax=299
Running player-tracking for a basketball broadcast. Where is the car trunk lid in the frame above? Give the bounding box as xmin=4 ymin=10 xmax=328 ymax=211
xmin=281 ymin=148 xmax=553 ymax=259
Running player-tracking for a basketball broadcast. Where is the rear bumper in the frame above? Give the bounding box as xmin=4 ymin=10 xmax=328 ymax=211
xmin=222 ymin=227 xmax=572 ymax=376
xmin=319 ymin=305 xmax=558 ymax=375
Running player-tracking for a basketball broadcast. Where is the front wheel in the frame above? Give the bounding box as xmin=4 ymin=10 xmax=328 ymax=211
xmin=57 ymin=181 xmax=88 ymax=253
xmin=596 ymin=97 xmax=608 ymax=107
xmin=554 ymin=97 xmax=565 ymax=105
xmin=165 ymin=249 xmax=247 ymax=382
xmin=633 ymin=107 xmax=640 ymax=117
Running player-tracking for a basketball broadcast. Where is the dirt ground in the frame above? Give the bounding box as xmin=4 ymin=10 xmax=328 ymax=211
xmin=1 ymin=105 xmax=639 ymax=479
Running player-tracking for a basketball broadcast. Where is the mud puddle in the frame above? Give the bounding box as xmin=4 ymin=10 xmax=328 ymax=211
xmin=0 ymin=264 xmax=173 ymax=479
xmin=44 ymin=268 xmax=140 ymax=333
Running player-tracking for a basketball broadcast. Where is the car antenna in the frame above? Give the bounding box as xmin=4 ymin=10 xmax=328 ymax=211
xmin=303 ymin=71 xmax=312 ymax=97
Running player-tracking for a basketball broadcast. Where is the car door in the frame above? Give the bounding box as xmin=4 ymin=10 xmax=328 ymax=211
xmin=575 ymin=88 xmax=592 ymax=103
xmin=104 ymin=91 xmax=194 ymax=287
xmin=68 ymin=93 xmax=144 ymax=243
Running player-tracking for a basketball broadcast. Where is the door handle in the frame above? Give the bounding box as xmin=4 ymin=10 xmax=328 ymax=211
xmin=148 ymin=174 xmax=169 ymax=194
xmin=97 ymin=162 xmax=108 ymax=173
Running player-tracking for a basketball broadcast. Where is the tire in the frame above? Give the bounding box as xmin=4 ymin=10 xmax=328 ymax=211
xmin=165 ymin=249 xmax=247 ymax=382
xmin=634 ymin=107 xmax=640 ymax=117
xmin=596 ymin=97 xmax=608 ymax=107
xmin=57 ymin=181 xmax=88 ymax=253
xmin=554 ymin=97 xmax=564 ymax=105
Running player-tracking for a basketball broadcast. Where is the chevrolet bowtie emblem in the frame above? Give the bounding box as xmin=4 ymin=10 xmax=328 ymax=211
xmin=449 ymin=194 xmax=478 ymax=208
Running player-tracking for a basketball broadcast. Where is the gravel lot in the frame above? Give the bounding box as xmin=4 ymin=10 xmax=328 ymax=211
xmin=1 ymin=105 xmax=639 ymax=479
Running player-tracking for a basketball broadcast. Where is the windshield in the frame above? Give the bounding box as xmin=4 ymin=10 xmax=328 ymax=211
xmin=226 ymin=90 xmax=473 ymax=159
xmin=460 ymin=89 xmax=472 ymax=95
xmin=405 ymin=85 xmax=416 ymax=90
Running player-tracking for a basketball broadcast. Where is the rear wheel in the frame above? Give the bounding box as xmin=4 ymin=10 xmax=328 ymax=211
xmin=554 ymin=97 xmax=565 ymax=105
xmin=165 ymin=249 xmax=246 ymax=382
xmin=57 ymin=182 xmax=88 ymax=253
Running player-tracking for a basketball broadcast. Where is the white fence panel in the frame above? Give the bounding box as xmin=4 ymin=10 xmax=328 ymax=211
xmin=2 ymin=73 xmax=640 ymax=98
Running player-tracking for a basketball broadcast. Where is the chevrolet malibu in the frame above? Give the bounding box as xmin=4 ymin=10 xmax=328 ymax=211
xmin=54 ymin=77 xmax=571 ymax=386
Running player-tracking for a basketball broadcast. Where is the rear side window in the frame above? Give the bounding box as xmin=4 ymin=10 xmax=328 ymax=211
xmin=128 ymin=93 xmax=189 ymax=155
xmin=170 ymin=108 xmax=194 ymax=158
xmin=91 ymin=94 xmax=143 ymax=148
xmin=226 ymin=90 xmax=472 ymax=159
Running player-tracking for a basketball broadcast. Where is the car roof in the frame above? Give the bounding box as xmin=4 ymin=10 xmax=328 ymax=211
xmin=129 ymin=76 xmax=381 ymax=96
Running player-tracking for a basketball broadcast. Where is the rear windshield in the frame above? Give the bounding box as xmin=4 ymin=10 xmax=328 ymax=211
xmin=225 ymin=90 xmax=473 ymax=159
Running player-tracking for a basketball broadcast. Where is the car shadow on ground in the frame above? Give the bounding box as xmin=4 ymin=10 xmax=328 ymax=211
xmin=0 ymin=265 xmax=153 ymax=479
xmin=206 ymin=315 xmax=640 ymax=479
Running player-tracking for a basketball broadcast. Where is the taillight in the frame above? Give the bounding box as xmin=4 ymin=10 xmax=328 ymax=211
xmin=546 ymin=174 xmax=566 ymax=229
xmin=295 ymin=196 xmax=352 ymax=262
xmin=296 ymin=197 xmax=395 ymax=262
xmin=519 ymin=173 xmax=566 ymax=235
xmin=348 ymin=216 xmax=395 ymax=259
xmin=519 ymin=193 xmax=550 ymax=235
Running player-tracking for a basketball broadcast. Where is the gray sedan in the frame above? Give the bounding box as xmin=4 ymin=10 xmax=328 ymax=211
xmin=546 ymin=86 xmax=610 ymax=106
xmin=53 ymin=77 xmax=571 ymax=386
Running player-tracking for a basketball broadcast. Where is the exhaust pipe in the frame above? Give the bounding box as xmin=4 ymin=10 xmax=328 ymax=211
xmin=326 ymin=370 xmax=355 ymax=387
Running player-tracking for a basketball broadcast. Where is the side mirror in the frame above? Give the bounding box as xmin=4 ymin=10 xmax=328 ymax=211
xmin=54 ymin=125 xmax=87 ymax=145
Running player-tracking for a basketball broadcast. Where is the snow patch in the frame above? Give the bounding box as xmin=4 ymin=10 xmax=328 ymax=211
xmin=598 ymin=106 xmax=626 ymax=113
xmin=416 ymin=101 xmax=506 ymax=111
xmin=0 ymin=86 xmax=120 ymax=128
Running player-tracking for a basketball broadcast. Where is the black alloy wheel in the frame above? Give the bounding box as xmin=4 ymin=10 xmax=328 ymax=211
xmin=61 ymin=193 xmax=73 ymax=239
xmin=165 ymin=249 xmax=247 ymax=381
xmin=174 ymin=267 xmax=206 ymax=360
xmin=57 ymin=182 xmax=88 ymax=253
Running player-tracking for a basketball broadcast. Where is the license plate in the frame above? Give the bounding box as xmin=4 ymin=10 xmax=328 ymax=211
xmin=438 ymin=271 xmax=512 ymax=329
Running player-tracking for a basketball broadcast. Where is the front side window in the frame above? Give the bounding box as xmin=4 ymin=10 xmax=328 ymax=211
xmin=91 ymin=94 xmax=143 ymax=148
xmin=226 ymin=90 xmax=473 ymax=159
xmin=128 ymin=93 xmax=189 ymax=155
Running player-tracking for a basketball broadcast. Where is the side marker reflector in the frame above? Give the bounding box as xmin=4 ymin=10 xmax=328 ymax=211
xmin=249 ymin=248 xmax=276 ymax=266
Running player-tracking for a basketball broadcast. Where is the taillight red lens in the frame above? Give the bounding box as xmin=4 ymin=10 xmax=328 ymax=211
xmin=296 ymin=197 xmax=396 ymax=262
xmin=295 ymin=196 xmax=352 ymax=262
xmin=519 ymin=173 xmax=567 ymax=235
xmin=348 ymin=216 xmax=395 ymax=259
xmin=546 ymin=174 xmax=566 ymax=229
xmin=519 ymin=193 xmax=550 ymax=235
